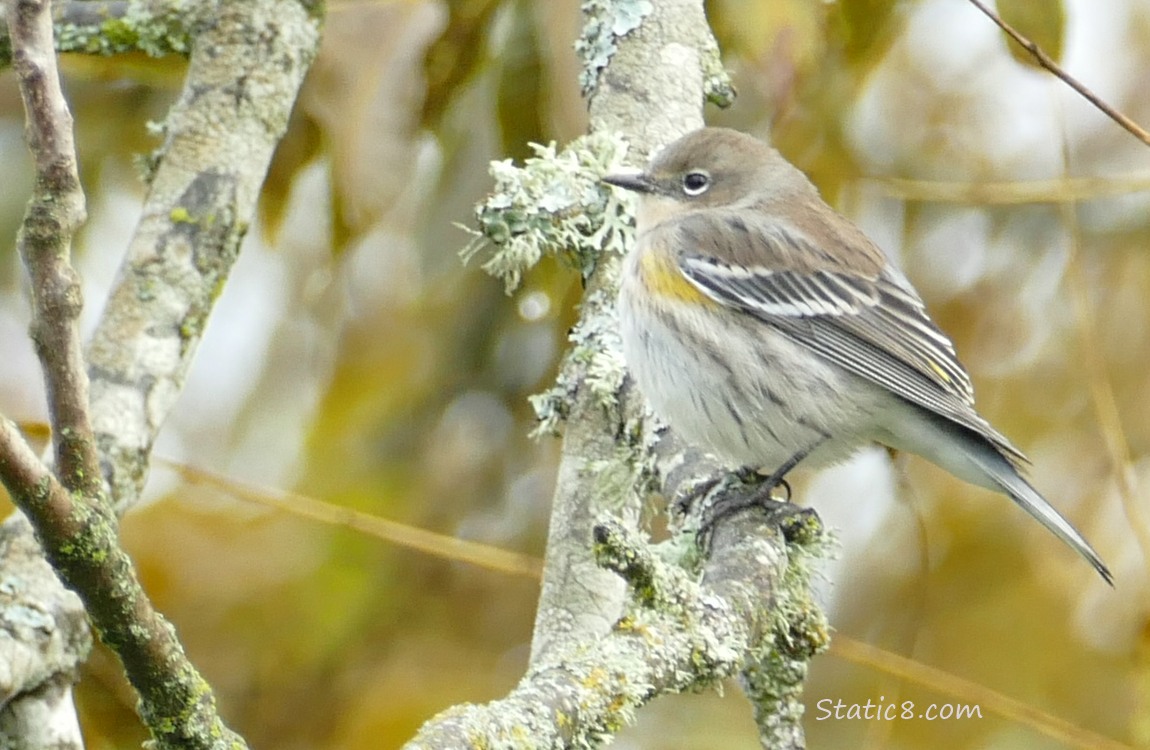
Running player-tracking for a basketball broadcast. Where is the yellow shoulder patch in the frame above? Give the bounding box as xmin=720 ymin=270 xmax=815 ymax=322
xmin=639 ymin=251 xmax=714 ymax=305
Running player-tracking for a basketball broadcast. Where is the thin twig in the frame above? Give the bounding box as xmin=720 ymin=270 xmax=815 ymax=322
xmin=160 ymin=458 xmax=544 ymax=579
xmin=1066 ymin=258 xmax=1150 ymax=570
xmin=870 ymin=174 xmax=1150 ymax=205
xmin=966 ymin=0 xmax=1150 ymax=148
xmin=7 ymin=0 xmax=99 ymax=497
xmin=1060 ymin=212 xmax=1150 ymax=576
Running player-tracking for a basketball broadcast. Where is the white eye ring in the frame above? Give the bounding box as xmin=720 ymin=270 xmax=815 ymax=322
xmin=682 ymin=170 xmax=710 ymax=196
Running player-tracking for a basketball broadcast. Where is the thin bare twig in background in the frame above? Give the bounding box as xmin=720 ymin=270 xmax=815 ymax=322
xmin=871 ymin=174 xmax=1150 ymax=205
xmin=1066 ymin=255 xmax=1150 ymax=568
xmin=966 ymin=0 xmax=1150 ymax=148
xmin=1048 ymin=111 xmax=1149 ymax=580
xmin=143 ymin=445 xmax=1129 ymax=749
xmin=161 ymin=459 xmax=544 ymax=579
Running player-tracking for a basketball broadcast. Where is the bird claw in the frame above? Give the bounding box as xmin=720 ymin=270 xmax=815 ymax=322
xmin=695 ymin=470 xmax=795 ymax=545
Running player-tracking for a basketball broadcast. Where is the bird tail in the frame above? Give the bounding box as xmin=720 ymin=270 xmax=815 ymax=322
xmin=970 ymin=447 xmax=1113 ymax=586
xmin=889 ymin=411 xmax=1113 ymax=585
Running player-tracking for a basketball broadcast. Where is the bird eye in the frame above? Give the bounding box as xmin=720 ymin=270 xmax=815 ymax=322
xmin=682 ymin=170 xmax=710 ymax=196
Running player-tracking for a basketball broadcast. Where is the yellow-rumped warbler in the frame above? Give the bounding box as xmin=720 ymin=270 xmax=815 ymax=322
xmin=603 ymin=127 xmax=1111 ymax=584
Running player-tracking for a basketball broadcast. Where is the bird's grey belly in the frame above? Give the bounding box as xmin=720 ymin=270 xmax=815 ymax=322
xmin=618 ymin=285 xmax=885 ymax=471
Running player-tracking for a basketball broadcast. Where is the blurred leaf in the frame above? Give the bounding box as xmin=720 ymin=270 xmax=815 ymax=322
xmin=496 ymin=0 xmax=546 ymax=161
xmin=996 ymin=0 xmax=1065 ymax=68
xmin=302 ymin=1 xmax=445 ymax=253
xmin=421 ymin=0 xmax=507 ymax=129
xmin=259 ymin=105 xmax=323 ymax=244
xmin=60 ymin=52 xmax=188 ymax=90
xmin=63 ymin=75 xmax=180 ymax=205
xmin=14 ymin=420 xmax=50 ymax=452
xmin=707 ymin=0 xmax=816 ymax=60
xmin=831 ymin=0 xmax=900 ymax=66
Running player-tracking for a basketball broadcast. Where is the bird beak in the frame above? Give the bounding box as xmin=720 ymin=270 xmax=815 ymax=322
xmin=601 ymin=169 xmax=655 ymax=194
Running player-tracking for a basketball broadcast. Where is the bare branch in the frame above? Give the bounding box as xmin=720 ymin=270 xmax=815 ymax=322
xmin=966 ymin=0 xmax=1150 ymax=148
xmin=166 ymin=459 xmax=544 ymax=578
xmin=7 ymin=0 xmax=96 ymax=497
xmin=869 ymin=174 xmax=1150 ymax=205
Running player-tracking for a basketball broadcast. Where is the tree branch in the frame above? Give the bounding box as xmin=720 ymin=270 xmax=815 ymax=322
xmin=408 ymin=502 xmax=826 ymax=749
xmin=86 ymin=0 xmax=322 ymax=514
xmin=412 ymin=1 xmax=828 ymax=743
xmin=0 ymin=0 xmax=194 ymax=64
xmin=528 ymin=0 xmax=734 ymax=669
xmin=0 ymin=0 xmax=323 ymax=745
xmin=7 ymin=0 xmax=96 ymax=497
xmin=0 ymin=418 xmax=246 ymax=749
xmin=966 ymin=0 xmax=1150 ymax=148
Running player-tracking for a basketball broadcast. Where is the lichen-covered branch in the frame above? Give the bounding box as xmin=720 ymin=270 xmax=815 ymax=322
xmin=431 ymin=0 xmax=828 ymax=745
xmin=456 ymin=0 xmax=736 ymax=667
xmin=460 ymin=130 xmax=647 ymax=661
xmin=582 ymin=0 xmax=732 ymax=155
xmin=527 ymin=0 xmax=729 ymax=671
xmin=0 ymin=0 xmax=322 ymax=746
xmin=0 ymin=0 xmax=194 ymax=64
xmin=0 ymin=417 xmax=246 ymax=749
xmin=0 ymin=510 xmax=89 ymax=750
xmin=406 ymin=501 xmax=828 ymax=749
xmin=88 ymin=0 xmax=322 ymax=513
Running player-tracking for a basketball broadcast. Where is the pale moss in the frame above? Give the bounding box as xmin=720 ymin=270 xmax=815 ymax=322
xmin=54 ymin=1 xmax=192 ymax=59
xmin=465 ymin=131 xmax=637 ymax=439
xmin=700 ymin=37 xmax=736 ymax=108
xmin=738 ymin=512 xmax=832 ymax=744
xmin=461 ymin=131 xmax=634 ymax=294
xmin=527 ymin=288 xmax=632 ymax=442
xmin=576 ymin=0 xmax=654 ymax=95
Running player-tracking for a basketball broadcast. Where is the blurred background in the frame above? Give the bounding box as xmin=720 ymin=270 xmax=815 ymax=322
xmin=0 ymin=0 xmax=1147 ymax=747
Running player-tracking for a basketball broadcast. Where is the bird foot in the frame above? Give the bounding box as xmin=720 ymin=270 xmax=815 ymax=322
xmin=696 ymin=468 xmax=797 ymax=544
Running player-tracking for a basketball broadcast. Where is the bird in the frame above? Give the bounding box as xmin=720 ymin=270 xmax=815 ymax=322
xmin=602 ymin=126 xmax=1111 ymax=584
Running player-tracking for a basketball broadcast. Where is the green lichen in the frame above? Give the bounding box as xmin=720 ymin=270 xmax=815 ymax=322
xmin=768 ymin=519 xmax=833 ymax=657
xmin=170 ymin=206 xmax=194 ymax=224
xmin=735 ymin=513 xmax=832 ymax=744
xmin=51 ymin=1 xmax=192 ymax=58
xmin=461 ymin=131 xmax=634 ymax=294
xmin=528 ymin=290 xmax=625 ymax=438
xmin=462 ymin=131 xmax=641 ymax=444
xmin=99 ymin=18 xmax=141 ymax=50
xmin=576 ymin=0 xmax=654 ymax=95
xmin=700 ymin=37 xmax=736 ymax=109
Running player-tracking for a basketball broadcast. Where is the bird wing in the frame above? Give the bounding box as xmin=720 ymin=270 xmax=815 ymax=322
xmin=671 ymin=210 xmax=1028 ymax=464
